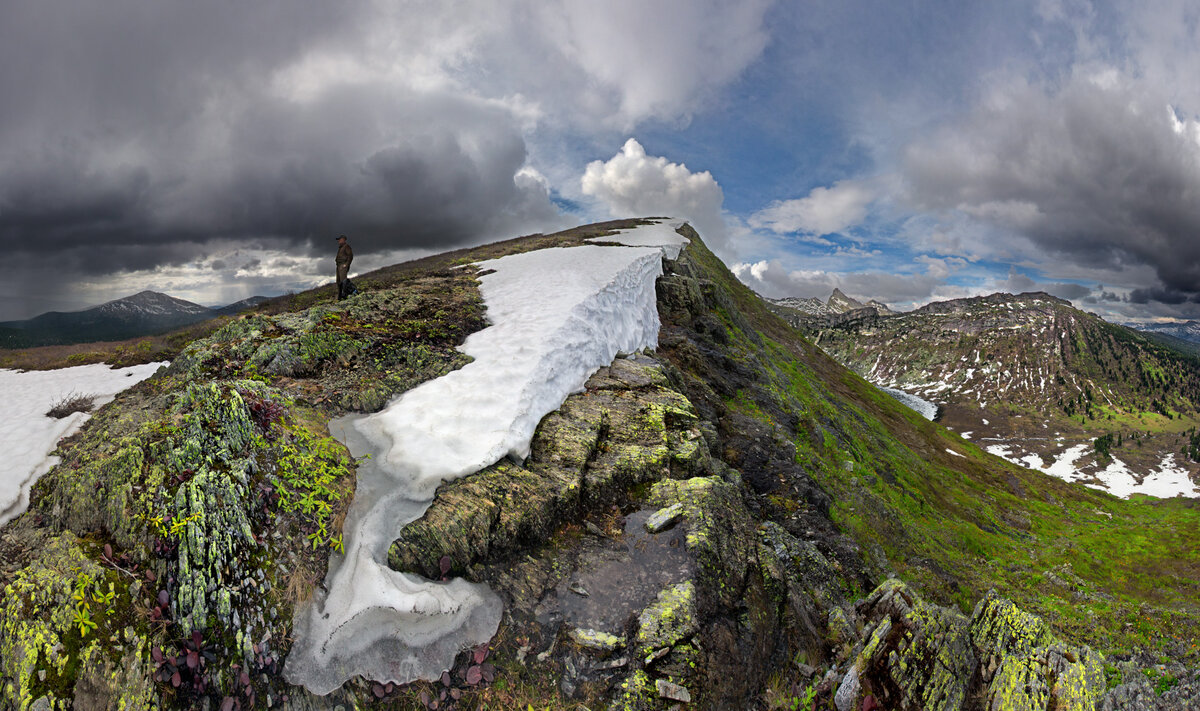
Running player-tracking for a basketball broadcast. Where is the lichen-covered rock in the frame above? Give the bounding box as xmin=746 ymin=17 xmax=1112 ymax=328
xmin=610 ymin=669 xmax=658 ymax=711
xmin=842 ymin=580 xmax=1107 ymax=711
xmin=1099 ymin=665 xmax=1200 ymax=711
xmin=389 ymin=358 xmax=718 ymax=578
xmin=0 ymin=532 xmax=159 ymax=711
xmin=851 ymin=578 xmax=976 ymax=711
xmin=643 ymin=503 xmax=683 ymax=533
xmin=757 ymin=520 xmax=856 ymax=661
xmin=635 ymin=582 xmax=698 ymax=658
xmin=970 ymin=591 xmax=1104 ymax=711
xmin=646 ymin=476 xmax=757 ymax=609
xmin=570 ymin=627 xmax=625 ymax=655
xmin=12 ymin=375 xmax=357 ymax=707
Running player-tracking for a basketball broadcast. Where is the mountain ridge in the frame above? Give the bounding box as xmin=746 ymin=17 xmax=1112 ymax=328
xmin=813 ymin=289 xmax=1200 ymax=497
xmin=0 ymin=291 xmax=269 ymax=348
xmin=1 ymin=220 xmax=1198 ymax=708
xmin=769 ymin=288 xmax=895 ymax=322
xmin=1126 ymin=318 xmax=1200 ymax=345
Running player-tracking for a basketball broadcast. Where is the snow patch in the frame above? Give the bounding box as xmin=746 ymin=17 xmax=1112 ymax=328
xmin=1089 ymin=454 xmax=1200 ymax=499
xmin=984 ymin=441 xmax=1200 ymax=499
xmin=1044 ymin=444 xmax=1091 ymax=480
xmin=878 ymin=386 xmax=937 ymax=421
xmin=0 ymin=362 xmax=165 ymax=526
xmin=286 ymin=224 xmax=686 ymax=694
xmin=585 ymin=219 xmax=689 ymax=258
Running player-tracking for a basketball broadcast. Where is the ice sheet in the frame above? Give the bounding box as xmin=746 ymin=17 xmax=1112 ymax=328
xmin=286 ymin=223 xmax=685 ymax=694
xmin=0 ymin=362 xmax=165 ymax=526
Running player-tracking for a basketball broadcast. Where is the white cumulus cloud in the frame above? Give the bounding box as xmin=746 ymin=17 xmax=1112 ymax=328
xmin=581 ymin=138 xmax=728 ymax=249
xmin=748 ymin=180 xmax=875 ymax=236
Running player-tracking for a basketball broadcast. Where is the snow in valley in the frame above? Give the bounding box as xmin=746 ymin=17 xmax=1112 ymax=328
xmin=0 ymin=362 xmax=165 ymax=526
xmin=878 ymin=386 xmax=938 ymax=421
xmin=984 ymin=442 xmax=1200 ymax=498
xmin=873 ymin=382 xmax=1199 ymax=499
xmin=285 ymin=221 xmax=690 ymax=693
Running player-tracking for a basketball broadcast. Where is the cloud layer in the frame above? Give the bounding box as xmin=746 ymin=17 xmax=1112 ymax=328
xmin=749 ymin=180 xmax=875 ymax=237
xmin=903 ymin=73 xmax=1200 ymax=305
xmin=0 ymin=1 xmax=775 ymax=319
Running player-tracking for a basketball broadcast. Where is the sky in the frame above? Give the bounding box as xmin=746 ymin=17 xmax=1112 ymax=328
xmin=4 ymin=0 xmax=1200 ymax=323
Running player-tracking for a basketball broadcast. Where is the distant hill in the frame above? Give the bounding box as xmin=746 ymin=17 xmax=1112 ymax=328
xmin=816 ymin=291 xmax=1200 ymax=417
xmin=0 ymin=291 xmax=267 ymax=348
xmin=1136 ymin=329 xmax=1200 ymax=359
xmin=1127 ymin=319 xmax=1200 ymax=345
xmin=812 ymin=290 xmax=1200 ymax=492
xmin=212 ymin=295 xmax=271 ymax=316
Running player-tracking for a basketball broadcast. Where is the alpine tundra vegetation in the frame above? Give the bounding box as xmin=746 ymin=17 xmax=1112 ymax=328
xmin=802 ymin=292 xmax=1200 ymax=499
xmin=1 ymin=220 xmax=1198 ymax=710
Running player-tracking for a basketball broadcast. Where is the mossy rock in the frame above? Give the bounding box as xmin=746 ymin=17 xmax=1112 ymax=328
xmin=389 ymin=358 xmax=715 ymax=578
xmin=844 ymin=580 xmax=1106 ymax=711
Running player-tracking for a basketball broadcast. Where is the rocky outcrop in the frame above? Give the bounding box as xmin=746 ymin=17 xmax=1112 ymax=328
xmin=387 ymin=352 xmax=863 ymax=709
xmin=825 ymin=579 xmax=1108 ymax=711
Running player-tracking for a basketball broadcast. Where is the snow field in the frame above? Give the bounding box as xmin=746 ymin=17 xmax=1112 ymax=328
xmin=1090 ymin=454 xmax=1200 ymax=498
xmin=585 ymin=219 xmax=688 ymax=258
xmin=984 ymin=442 xmax=1200 ymax=498
xmin=285 ymin=223 xmax=689 ymax=694
xmin=0 ymin=362 xmax=165 ymax=526
xmin=878 ymin=386 xmax=938 ymax=421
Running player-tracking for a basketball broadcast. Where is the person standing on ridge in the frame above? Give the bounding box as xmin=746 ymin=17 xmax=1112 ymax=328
xmin=335 ymin=234 xmax=354 ymax=300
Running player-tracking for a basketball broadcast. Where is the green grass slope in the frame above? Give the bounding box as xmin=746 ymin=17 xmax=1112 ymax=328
xmin=661 ymin=232 xmax=1200 ymax=664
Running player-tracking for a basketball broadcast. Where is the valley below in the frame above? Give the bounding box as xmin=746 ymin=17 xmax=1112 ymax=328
xmin=807 ymin=291 xmax=1200 ymax=501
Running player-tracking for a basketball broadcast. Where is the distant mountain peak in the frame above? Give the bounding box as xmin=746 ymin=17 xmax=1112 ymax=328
xmin=866 ymin=299 xmax=895 ymax=315
xmin=1126 ymin=318 xmax=1200 ymax=346
xmin=98 ymin=290 xmax=209 ymax=313
xmin=768 ymin=289 xmax=895 ymax=327
xmin=827 ymin=288 xmax=866 ymax=313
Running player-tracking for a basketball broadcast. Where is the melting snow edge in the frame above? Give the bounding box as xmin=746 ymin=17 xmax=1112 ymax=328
xmin=286 ymin=222 xmax=687 ymax=693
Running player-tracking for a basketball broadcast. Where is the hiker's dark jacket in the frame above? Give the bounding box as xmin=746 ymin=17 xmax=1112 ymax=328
xmin=336 ymin=242 xmax=354 ymax=266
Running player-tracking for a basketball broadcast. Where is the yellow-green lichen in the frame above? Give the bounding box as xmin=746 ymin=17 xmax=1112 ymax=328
xmin=636 ymin=581 xmax=698 ymax=658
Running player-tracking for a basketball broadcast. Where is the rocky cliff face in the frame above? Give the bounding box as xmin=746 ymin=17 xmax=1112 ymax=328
xmin=1 ymin=222 xmax=1198 ymax=710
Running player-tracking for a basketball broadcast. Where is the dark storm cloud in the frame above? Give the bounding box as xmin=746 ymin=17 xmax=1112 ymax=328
xmin=902 ymin=75 xmax=1200 ymax=307
xmin=1128 ymin=287 xmax=1190 ymax=305
xmin=0 ymin=1 xmax=565 ymax=309
xmin=1082 ymin=290 xmax=1123 ymax=304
